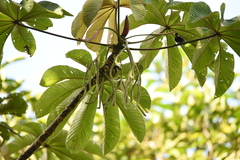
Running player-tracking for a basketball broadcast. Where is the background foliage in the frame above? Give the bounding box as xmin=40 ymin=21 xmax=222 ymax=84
xmin=0 ymin=0 xmax=240 ymax=159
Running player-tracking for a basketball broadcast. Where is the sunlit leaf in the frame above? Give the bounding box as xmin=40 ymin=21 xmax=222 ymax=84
xmin=82 ymin=0 xmax=103 ymax=27
xmin=214 ymin=48 xmax=234 ymax=98
xmin=66 ymin=94 xmax=98 ymax=154
xmin=40 ymin=65 xmax=85 ymax=87
xmin=35 ymin=79 xmax=83 ymax=118
xmin=66 ymin=49 xmax=93 ymax=67
xmin=130 ymin=0 xmax=146 ymax=21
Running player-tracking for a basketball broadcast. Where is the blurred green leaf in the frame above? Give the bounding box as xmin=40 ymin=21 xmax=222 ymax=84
xmin=0 ymin=94 xmax=27 ymax=116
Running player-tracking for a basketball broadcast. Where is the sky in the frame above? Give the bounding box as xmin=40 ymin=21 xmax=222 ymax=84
xmin=2 ymin=0 xmax=240 ymax=95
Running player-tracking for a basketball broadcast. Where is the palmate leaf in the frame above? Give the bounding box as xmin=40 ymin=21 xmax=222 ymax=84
xmin=214 ymin=48 xmax=234 ymax=98
xmin=165 ymin=34 xmax=182 ymax=91
xmin=219 ymin=21 xmax=240 ymax=57
xmin=35 ymin=79 xmax=83 ymax=118
xmin=40 ymin=65 xmax=85 ymax=87
xmin=66 ymin=94 xmax=98 ymax=154
xmin=72 ymin=0 xmax=146 ymax=51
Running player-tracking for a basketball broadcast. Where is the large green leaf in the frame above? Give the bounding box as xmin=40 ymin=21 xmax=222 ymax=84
xmin=66 ymin=49 xmax=93 ymax=68
xmin=214 ymin=48 xmax=234 ymax=98
xmin=102 ymin=89 xmax=120 ymax=155
xmin=35 ymin=79 xmax=83 ymax=118
xmin=192 ymin=35 xmax=219 ymax=70
xmin=11 ymin=25 xmax=36 ymax=56
xmin=40 ymin=65 xmax=85 ymax=87
xmin=219 ymin=21 xmax=240 ymax=56
xmin=66 ymin=94 xmax=98 ymax=154
xmin=165 ymin=34 xmax=182 ymax=90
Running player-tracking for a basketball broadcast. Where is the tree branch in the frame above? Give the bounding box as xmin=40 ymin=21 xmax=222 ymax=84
xmin=17 ymin=42 xmax=124 ymax=160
